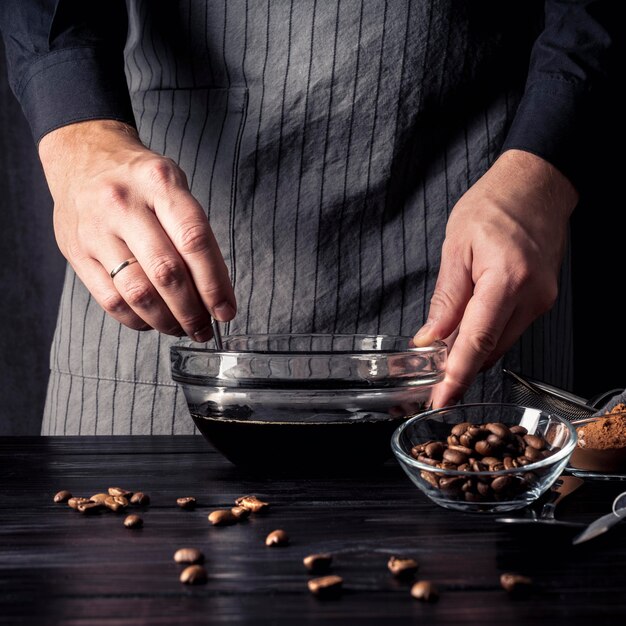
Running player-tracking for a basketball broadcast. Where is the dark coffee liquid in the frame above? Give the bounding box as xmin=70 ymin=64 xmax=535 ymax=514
xmin=191 ymin=414 xmax=406 ymax=473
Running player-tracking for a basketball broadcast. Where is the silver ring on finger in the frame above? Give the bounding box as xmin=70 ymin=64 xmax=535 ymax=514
xmin=110 ymin=257 xmax=138 ymax=279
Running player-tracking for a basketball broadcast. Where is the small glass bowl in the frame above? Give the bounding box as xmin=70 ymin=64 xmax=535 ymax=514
xmin=170 ymin=334 xmax=447 ymax=470
xmin=391 ymin=403 xmax=577 ymax=513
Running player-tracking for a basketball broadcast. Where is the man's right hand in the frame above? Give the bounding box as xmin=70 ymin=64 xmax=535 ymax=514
xmin=39 ymin=120 xmax=236 ymax=341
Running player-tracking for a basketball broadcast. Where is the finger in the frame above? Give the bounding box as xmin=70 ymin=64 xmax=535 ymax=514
xmin=413 ymin=243 xmax=473 ymax=347
xmin=71 ymin=257 xmax=149 ymax=331
xmin=142 ymin=167 xmax=236 ymax=321
xmin=117 ymin=209 xmax=216 ymax=342
xmin=98 ymin=238 xmax=184 ymax=336
xmin=431 ymin=273 xmax=517 ymax=407
xmin=480 ymin=305 xmax=536 ymax=371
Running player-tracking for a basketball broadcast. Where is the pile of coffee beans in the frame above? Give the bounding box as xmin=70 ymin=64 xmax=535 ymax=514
xmin=54 ymin=487 xmax=147 ymax=528
xmin=410 ymin=422 xmax=558 ymax=502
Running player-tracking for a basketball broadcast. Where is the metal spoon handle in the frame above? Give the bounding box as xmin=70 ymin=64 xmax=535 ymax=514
xmin=211 ymin=317 xmax=223 ymax=351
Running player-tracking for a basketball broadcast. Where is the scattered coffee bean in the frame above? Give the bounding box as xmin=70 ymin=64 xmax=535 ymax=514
xmin=208 ymin=510 xmax=238 ymax=526
xmin=180 ymin=565 xmax=208 ymax=585
xmin=235 ymin=495 xmax=269 ymax=514
xmin=424 ymin=441 xmax=444 ymax=459
xmin=130 ymin=492 xmax=150 ymax=506
xmin=177 ymin=497 xmax=196 ymax=510
xmin=68 ymin=497 xmax=91 ymax=510
xmin=451 ymin=422 xmax=470 ymax=437
xmin=53 ymin=490 xmax=72 ymax=503
xmin=90 ymin=493 xmax=109 ymax=504
xmin=231 ymin=506 xmax=251 ymax=520
xmin=104 ymin=495 xmax=129 ymax=512
xmin=307 ymin=575 xmax=343 ymax=598
xmin=174 ymin=548 xmax=205 ymax=564
xmin=303 ymin=553 xmax=333 ymax=574
xmin=77 ymin=501 xmax=102 ymax=515
xmin=123 ymin=514 xmax=143 ymax=529
xmin=443 ymin=449 xmax=468 ymax=465
xmin=410 ymin=580 xmax=439 ymax=602
xmin=265 ymin=529 xmax=289 ymax=547
xmin=108 ymin=487 xmax=133 ymax=499
xmin=500 ymin=573 xmax=532 ymax=594
xmin=388 ymin=556 xmax=418 ymax=578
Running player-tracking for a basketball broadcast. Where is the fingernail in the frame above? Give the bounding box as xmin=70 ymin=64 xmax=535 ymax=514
xmin=193 ymin=326 xmax=213 ymax=343
xmin=413 ymin=321 xmax=435 ymax=346
xmin=212 ymin=301 xmax=236 ymax=322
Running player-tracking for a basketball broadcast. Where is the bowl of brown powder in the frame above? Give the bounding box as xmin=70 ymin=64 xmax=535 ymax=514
xmin=570 ymin=403 xmax=626 ymax=473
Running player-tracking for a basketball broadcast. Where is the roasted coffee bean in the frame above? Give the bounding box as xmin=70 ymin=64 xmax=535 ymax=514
xmin=471 ymin=460 xmax=488 ymax=472
xmin=451 ymin=422 xmax=470 ymax=437
xmin=486 ymin=434 xmax=504 ymax=450
xmin=68 ymin=497 xmax=91 ymax=510
xmin=108 ymin=487 xmax=132 ymax=499
xmin=486 ymin=423 xmax=511 ymax=439
xmin=104 ymin=495 xmax=129 ymax=512
xmin=437 ymin=462 xmax=458 ymax=471
xmin=265 ymin=529 xmax=289 ymax=547
xmin=388 ymin=556 xmax=419 ymax=578
xmin=410 ymin=445 xmax=423 ymax=459
xmin=446 ymin=435 xmax=460 ymax=446
xmin=208 ymin=510 xmax=238 ymax=526
xmin=177 ymin=496 xmax=196 ymax=510
xmin=491 ymin=476 xmax=512 ymax=493
xmin=235 ymin=495 xmax=270 ymax=514
xmin=448 ymin=444 xmax=474 ymax=456
xmin=500 ymin=573 xmax=532 ymax=594
xmin=475 ymin=440 xmax=495 ymax=456
xmin=516 ymin=456 xmax=530 ymax=466
xmin=524 ymin=446 xmax=544 ymax=462
xmin=443 ymin=449 xmax=468 ymax=465
xmin=180 ymin=565 xmax=208 ymax=585
xmin=476 ymin=482 xmax=491 ymax=497
xmin=457 ymin=463 xmax=470 ymax=472
xmin=490 ymin=463 xmax=505 ymax=472
xmin=503 ymin=457 xmax=516 ymax=470
xmin=308 ymin=575 xmax=343 ymax=598
xmin=231 ymin=506 xmax=251 ymax=520
xmin=130 ymin=492 xmax=150 ymax=506
xmin=464 ymin=491 xmax=482 ymax=502
xmin=410 ymin=581 xmax=439 ymax=602
xmin=174 ymin=548 xmax=205 ymax=564
xmin=123 ymin=514 xmax=143 ymax=529
xmin=90 ymin=493 xmax=109 ymax=504
xmin=53 ymin=490 xmax=72 ymax=503
xmin=523 ymin=434 xmax=545 ymax=450
xmin=420 ymin=470 xmax=439 ymax=489
xmin=459 ymin=432 xmax=475 ymax=448
xmin=468 ymin=426 xmax=487 ymax=439
xmin=424 ymin=441 xmax=445 ymax=459
xmin=461 ymin=479 xmax=474 ymax=493
xmin=303 ymin=553 xmax=333 ymax=574
xmin=78 ymin=501 xmax=102 ymax=515
xmin=417 ymin=455 xmax=439 ymax=467
xmin=481 ymin=456 xmax=501 ymax=467
xmin=510 ymin=425 xmax=528 ymax=436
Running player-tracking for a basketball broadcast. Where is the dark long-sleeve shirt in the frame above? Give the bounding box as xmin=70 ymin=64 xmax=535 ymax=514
xmin=0 ymin=0 xmax=616 ymax=188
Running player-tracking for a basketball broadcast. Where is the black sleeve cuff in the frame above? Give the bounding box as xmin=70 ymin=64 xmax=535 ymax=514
xmin=14 ymin=46 xmax=136 ymax=144
xmin=501 ymin=79 xmax=588 ymax=191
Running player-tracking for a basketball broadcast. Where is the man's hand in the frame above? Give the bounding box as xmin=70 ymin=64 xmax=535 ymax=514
xmin=39 ymin=120 xmax=235 ymax=341
xmin=413 ymin=149 xmax=578 ymax=407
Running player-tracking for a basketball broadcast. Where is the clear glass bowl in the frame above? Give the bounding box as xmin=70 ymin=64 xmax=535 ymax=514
xmin=391 ymin=403 xmax=577 ymax=512
xmin=170 ymin=334 xmax=447 ymax=470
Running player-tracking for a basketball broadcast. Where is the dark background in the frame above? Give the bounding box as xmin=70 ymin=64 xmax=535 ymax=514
xmin=0 ymin=43 xmax=623 ymax=435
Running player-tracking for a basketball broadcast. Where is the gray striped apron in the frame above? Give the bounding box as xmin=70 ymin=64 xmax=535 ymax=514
xmin=42 ymin=0 xmax=573 ymax=435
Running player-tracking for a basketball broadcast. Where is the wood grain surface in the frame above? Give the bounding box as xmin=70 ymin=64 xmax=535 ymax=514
xmin=0 ymin=436 xmax=625 ymax=625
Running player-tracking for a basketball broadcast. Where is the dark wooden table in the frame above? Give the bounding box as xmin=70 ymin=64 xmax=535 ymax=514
xmin=1 ymin=436 xmax=625 ymax=625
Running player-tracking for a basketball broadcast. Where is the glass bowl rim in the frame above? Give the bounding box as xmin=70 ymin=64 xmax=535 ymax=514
xmin=171 ymin=333 xmax=448 ymax=358
xmin=391 ymin=402 xmax=578 ymax=477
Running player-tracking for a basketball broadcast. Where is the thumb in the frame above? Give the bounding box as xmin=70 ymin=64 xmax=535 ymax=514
xmin=413 ymin=250 xmax=473 ymax=347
